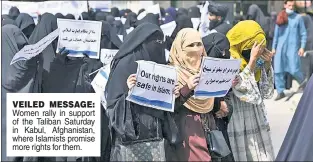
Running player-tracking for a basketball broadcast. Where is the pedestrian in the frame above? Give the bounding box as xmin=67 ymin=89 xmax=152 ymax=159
xmin=15 ymin=13 xmax=36 ymax=38
xmin=272 ymin=0 xmax=307 ymax=100
xmin=226 ymin=20 xmax=275 ymax=161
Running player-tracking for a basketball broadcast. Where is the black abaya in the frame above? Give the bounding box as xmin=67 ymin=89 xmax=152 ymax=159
xmin=15 ymin=13 xmax=35 ymax=38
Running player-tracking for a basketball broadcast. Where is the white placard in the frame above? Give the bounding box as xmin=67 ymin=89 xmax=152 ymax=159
xmin=191 ymin=18 xmax=201 ymax=29
xmin=6 ymin=93 xmax=100 ymax=157
xmin=91 ymin=65 xmax=110 ymax=109
xmin=194 ymin=57 xmax=241 ymax=97
xmin=160 ymin=21 xmax=176 ymax=37
xmin=56 ymin=19 xmax=102 ymax=59
xmin=126 ymin=61 xmax=177 ymax=112
xmin=137 ymin=3 xmax=161 ymax=20
xmin=126 ymin=27 xmax=134 ymax=35
xmin=100 ymin=49 xmax=119 ymax=65
xmin=121 ymin=18 xmax=127 ymax=24
xmin=117 ymin=35 xmax=123 ymax=42
xmin=10 ymin=28 xmax=60 ymax=65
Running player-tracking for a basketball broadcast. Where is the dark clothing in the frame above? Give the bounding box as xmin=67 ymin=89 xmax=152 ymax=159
xmin=214 ymin=22 xmax=232 ymax=35
xmin=54 ymin=13 xmax=64 ymax=19
xmin=111 ymin=7 xmax=120 ymax=17
xmin=100 ymin=21 xmax=122 ymax=49
xmin=2 ymin=18 xmax=17 ymax=26
xmin=247 ymin=4 xmax=271 ymax=37
xmin=95 ymin=12 xmax=107 ymax=21
xmin=9 ymin=7 xmax=20 ymax=20
xmin=136 ymin=13 xmax=160 ymax=26
xmin=15 ymin=13 xmax=35 ymax=38
xmin=188 ymin=6 xmax=201 ymax=18
xmin=64 ymin=14 xmax=75 ymax=20
xmin=276 ymin=75 xmax=313 ymax=161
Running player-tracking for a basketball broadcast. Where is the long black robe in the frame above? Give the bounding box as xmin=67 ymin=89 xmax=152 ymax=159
xmin=15 ymin=13 xmax=35 ymax=38
xmin=276 ymin=75 xmax=313 ymax=161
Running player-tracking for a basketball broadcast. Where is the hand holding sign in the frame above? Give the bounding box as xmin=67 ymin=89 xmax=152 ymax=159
xmin=187 ymin=74 xmax=200 ymax=90
xmin=127 ymin=74 xmax=137 ymax=90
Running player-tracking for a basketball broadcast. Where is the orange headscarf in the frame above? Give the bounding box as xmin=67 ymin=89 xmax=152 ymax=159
xmin=169 ymin=28 xmax=214 ymax=114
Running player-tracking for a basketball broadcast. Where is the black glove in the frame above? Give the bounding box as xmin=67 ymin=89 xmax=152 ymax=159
xmin=56 ymin=47 xmax=70 ymax=63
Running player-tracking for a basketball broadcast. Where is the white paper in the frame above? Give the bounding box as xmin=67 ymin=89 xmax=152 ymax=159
xmin=160 ymin=21 xmax=176 ymax=37
xmin=126 ymin=27 xmax=134 ymax=34
xmin=194 ymin=57 xmax=241 ymax=98
xmin=165 ymin=49 xmax=170 ymax=62
xmin=126 ymin=61 xmax=177 ymax=112
xmin=137 ymin=3 xmax=161 ymax=20
xmin=114 ymin=17 xmax=121 ymax=20
xmin=91 ymin=65 xmax=111 ymax=109
xmin=10 ymin=28 xmax=60 ymax=65
xmin=100 ymin=49 xmax=119 ymax=65
xmin=137 ymin=11 xmax=147 ymax=20
xmin=117 ymin=35 xmax=123 ymax=42
xmin=56 ymin=19 xmax=102 ymax=59
xmin=121 ymin=17 xmax=127 ymax=24
xmin=191 ymin=18 xmax=201 ymax=29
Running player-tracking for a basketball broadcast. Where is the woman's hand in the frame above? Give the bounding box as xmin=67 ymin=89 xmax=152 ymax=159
xmin=260 ymin=49 xmax=273 ymax=62
xmin=250 ymin=39 xmax=266 ymax=62
xmin=187 ymin=74 xmax=200 ymax=90
xmin=127 ymin=74 xmax=137 ymax=90
xmin=232 ymin=76 xmax=240 ymax=88
xmin=215 ymin=101 xmax=229 ymax=118
xmin=173 ymin=84 xmax=180 ymax=98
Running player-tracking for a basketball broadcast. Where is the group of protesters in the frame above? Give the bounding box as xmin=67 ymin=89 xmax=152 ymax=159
xmin=2 ymin=0 xmax=313 ymax=161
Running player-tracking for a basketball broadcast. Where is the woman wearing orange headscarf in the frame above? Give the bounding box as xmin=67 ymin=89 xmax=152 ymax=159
xmin=167 ymin=28 xmax=215 ymax=161
xmin=226 ymin=20 xmax=275 ymax=161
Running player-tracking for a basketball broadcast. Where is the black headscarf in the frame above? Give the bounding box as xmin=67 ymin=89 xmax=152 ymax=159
xmin=105 ymin=23 xmax=165 ymax=139
xmin=2 ymin=18 xmax=17 ymax=26
xmin=100 ymin=21 xmax=122 ymax=49
xmin=15 ymin=13 xmax=35 ymax=38
xmin=111 ymin=7 xmax=120 ymax=17
xmin=2 ymin=24 xmax=39 ymax=92
xmin=136 ymin=13 xmax=159 ymax=26
xmin=64 ymin=14 xmax=75 ymax=20
xmin=95 ymin=11 xmax=107 ymax=21
xmin=165 ymin=15 xmax=193 ymax=50
xmin=113 ymin=20 xmax=125 ymax=35
xmin=160 ymin=7 xmax=166 ymax=18
xmin=208 ymin=3 xmax=229 ymax=19
xmin=247 ymin=4 xmax=270 ymax=35
xmin=202 ymin=32 xmax=230 ymax=59
xmin=124 ymin=12 xmax=137 ymax=29
xmin=55 ymin=13 xmax=64 ymax=19
xmin=9 ymin=7 xmax=20 ymax=20
xmin=177 ymin=8 xmax=189 ymax=19
xmin=106 ymin=15 xmax=115 ymax=26
xmin=188 ymin=6 xmax=201 ymax=18
xmin=29 ymin=13 xmax=57 ymax=73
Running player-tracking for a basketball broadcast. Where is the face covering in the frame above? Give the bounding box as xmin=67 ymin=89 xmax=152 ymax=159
xmin=242 ymin=49 xmax=265 ymax=68
xmin=286 ymin=8 xmax=294 ymax=14
xmin=208 ymin=19 xmax=221 ymax=30
xmin=143 ymin=33 xmax=166 ymax=64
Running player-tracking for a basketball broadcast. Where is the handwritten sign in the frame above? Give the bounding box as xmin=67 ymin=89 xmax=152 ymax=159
xmin=91 ymin=65 xmax=110 ymax=109
xmin=194 ymin=57 xmax=241 ymax=97
xmin=126 ymin=61 xmax=177 ymax=112
xmin=56 ymin=19 xmax=102 ymax=59
xmin=100 ymin=49 xmax=119 ymax=65
xmin=160 ymin=21 xmax=176 ymax=37
xmin=10 ymin=28 xmax=60 ymax=65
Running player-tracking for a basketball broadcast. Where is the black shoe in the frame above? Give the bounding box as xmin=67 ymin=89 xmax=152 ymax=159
xmin=275 ymin=93 xmax=286 ymax=101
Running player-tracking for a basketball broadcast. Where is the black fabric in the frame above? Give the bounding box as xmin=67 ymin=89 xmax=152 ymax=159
xmin=111 ymin=7 xmax=120 ymax=17
xmin=95 ymin=12 xmax=107 ymax=21
xmin=138 ymin=9 xmax=145 ymax=15
xmin=136 ymin=13 xmax=160 ymax=26
xmin=54 ymin=13 xmax=64 ymax=19
xmin=177 ymin=8 xmax=189 ymax=19
xmin=105 ymin=23 xmax=167 ymax=144
xmin=165 ymin=15 xmax=193 ymax=51
xmin=276 ymin=75 xmax=313 ymax=161
xmin=202 ymin=32 xmax=230 ymax=59
xmin=106 ymin=15 xmax=115 ymax=26
xmin=247 ymin=4 xmax=271 ymax=36
xmin=15 ymin=13 xmax=35 ymax=38
xmin=188 ymin=6 xmax=201 ymax=18
xmin=29 ymin=13 xmax=57 ymax=73
xmin=80 ymin=12 xmax=91 ymax=20
xmin=64 ymin=14 xmax=75 ymax=20
xmin=2 ymin=14 xmax=10 ymax=20
xmin=112 ymin=20 xmax=125 ymax=35
xmin=9 ymin=7 xmax=20 ymax=20
xmin=100 ymin=21 xmax=122 ymax=49
xmin=214 ymin=22 xmax=232 ymax=35
xmin=208 ymin=2 xmax=229 ymax=18
xmin=2 ymin=18 xmax=17 ymax=26
xmin=124 ymin=12 xmax=137 ymax=29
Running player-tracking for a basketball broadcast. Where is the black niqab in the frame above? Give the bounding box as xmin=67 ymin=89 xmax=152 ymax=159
xmin=138 ymin=9 xmax=145 ymax=15
xmin=64 ymin=14 xmax=75 ymax=20
xmin=9 ymin=7 xmax=20 ymax=20
xmin=80 ymin=12 xmax=90 ymax=20
xmin=106 ymin=15 xmax=115 ymax=26
xmin=208 ymin=3 xmax=229 ymax=18
xmin=55 ymin=13 xmax=64 ymax=19
xmin=111 ymin=7 xmax=120 ymax=17
xmin=2 ymin=18 xmax=17 ymax=26
xmin=100 ymin=21 xmax=122 ymax=49
xmin=95 ymin=11 xmax=107 ymax=21
xmin=188 ymin=6 xmax=201 ymax=18
xmin=105 ymin=23 xmax=166 ymax=140
xmin=15 ymin=13 xmax=35 ymax=38
xmin=124 ymin=12 xmax=137 ymax=29
xmin=202 ymin=32 xmax=230 ymax=59
xmin=177 ymin=8 xmax=189 ymax=19
xmin=247 ymin=4 xmax=270 ymax=35
xmin=29 ymin=13 xmax=57 ymax=73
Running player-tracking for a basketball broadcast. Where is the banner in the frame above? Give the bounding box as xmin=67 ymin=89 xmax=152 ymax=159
xmin=10 ymin=28 xmax=60 ymax=65
xmin=100 ymin=49 xmax=119 ymax=65
xmin=57 ymin=19 xmax=102 ymax=59
xmin=194 ymin=57 xmax=241 ymax=97
xmin=126 ymin=61 xmax=177 ymax=112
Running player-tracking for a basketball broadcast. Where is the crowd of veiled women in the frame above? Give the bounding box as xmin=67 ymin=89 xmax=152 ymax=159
xmin=2 ymin=1 xmax=313 ymax=162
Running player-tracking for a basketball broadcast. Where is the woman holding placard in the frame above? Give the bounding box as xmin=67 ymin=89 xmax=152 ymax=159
xmin=105 ymin=23 xmax=179 ymax=161
xmin=226 ymin=20 xmax=275 ymax=161
xmin=167 ymin=28 xmax=215 ymax=161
